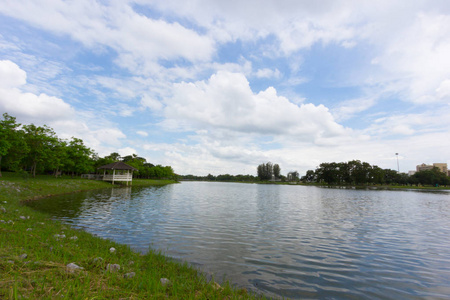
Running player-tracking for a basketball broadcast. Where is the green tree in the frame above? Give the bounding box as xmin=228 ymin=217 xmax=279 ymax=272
xmin=0 ymin=113 xmax=24 ymax=176
xmin=65 ymin=137 xmax=94 ymax=176
xmin=22 ymin=124 xmax=59 ymax=177
xmin=257 ymin=162 xmax=273 ymax=181
xmin=273 ymin=164 xmax=280 ymax=179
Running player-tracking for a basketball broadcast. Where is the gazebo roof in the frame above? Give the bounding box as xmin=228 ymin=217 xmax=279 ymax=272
xmin=97 ymin=161 xmax=138 ymax=171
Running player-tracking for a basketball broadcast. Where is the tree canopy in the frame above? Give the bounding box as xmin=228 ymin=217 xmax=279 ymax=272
xmin=0 ymin=113 xmax=175 ymax=179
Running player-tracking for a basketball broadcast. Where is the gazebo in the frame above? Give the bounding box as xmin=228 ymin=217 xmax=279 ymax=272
xmin=97 ymin=162 xmax=138 ymax=185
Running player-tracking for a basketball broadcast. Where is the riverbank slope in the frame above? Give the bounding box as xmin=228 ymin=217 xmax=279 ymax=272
xmin=0 ymin=173 xmax=256 ymax=299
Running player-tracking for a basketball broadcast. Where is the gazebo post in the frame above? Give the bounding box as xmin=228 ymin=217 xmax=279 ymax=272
xmin=112 ymin=169 xmax=115 ymax=185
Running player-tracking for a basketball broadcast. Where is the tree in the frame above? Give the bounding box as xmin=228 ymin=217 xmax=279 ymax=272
xmin=22 ymin=124 xmax=59 ymax=177
xmin=257 ymin=162 xmax=273 ymax=181
xmin=65 ymin=137 xmax=94 ymax=176
xmin=0 ymin=113 xmax=26 ymax=176
xmin=273 ymin=164 xmax=280 ymax=179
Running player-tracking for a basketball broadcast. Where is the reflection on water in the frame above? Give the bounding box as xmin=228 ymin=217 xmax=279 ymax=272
xmin=28 ymin=182 xmax=450 ymax=299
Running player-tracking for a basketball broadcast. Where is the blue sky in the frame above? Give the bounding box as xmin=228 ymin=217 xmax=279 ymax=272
xmin=1 ymin=1 xmax=449 ymax=176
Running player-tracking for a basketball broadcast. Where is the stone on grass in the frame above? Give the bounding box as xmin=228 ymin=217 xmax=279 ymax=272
xmin=19 ymin=216 xmax=26 ymax=220
xmin=93 ymin=257 xmax=103 ymax=263
xmin=160 ymin=278 xmax=171 ymax=286
xmin=212 ymin=282 xmax=222 ymax=290
xmin=66 ymin=263 xmax=83 ymax=273
xmin=124 ymin=272 xmax=136 ymax=278
xmin=109 ymin=247 xmax=116 ymax=253
xmin=107 ymin=263 xmax=120 ymax=273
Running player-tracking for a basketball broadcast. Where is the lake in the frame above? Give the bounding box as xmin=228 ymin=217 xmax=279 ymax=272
xmin=27 ymin=182 xmax=450 ymax=299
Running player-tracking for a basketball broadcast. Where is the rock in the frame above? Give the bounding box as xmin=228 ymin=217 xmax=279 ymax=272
xmin=54 ymin=234 xmax=66 ymax=239
xmin=106 ymin=263 xmax=120 ymax=273
xmin=19 ymin=254 xmax=28 ymax=260
xmin=212 ymin=282 xmax=222 ymax=290
xmin=160 ymin=278 xmax=171 ymax=286
xmin=66 ymin=263 xmax=83 ymax=273
xmin=93 ymin=257 xmax=103 ymax=263
xmin=19 ymin=216 xmax=26 ymax=220
xmin=124 ymin=272 xmax=136 ymax=278
xmin=69 ymin=236 xmax=78 ymax=240
xmin=109 ymin=247 xmax=116 ymax=253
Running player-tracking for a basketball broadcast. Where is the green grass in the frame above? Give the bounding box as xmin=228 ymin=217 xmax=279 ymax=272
xmin=0 ymin=172 xmax=262 ymax=299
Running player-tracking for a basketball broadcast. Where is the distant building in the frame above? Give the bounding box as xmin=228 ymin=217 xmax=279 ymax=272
xmin=416 ymin=163 xmax=448 ymax=175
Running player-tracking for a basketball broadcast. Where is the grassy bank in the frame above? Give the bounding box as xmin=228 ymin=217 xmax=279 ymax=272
xmin=0 ymin=173 xmax=258 ymax=299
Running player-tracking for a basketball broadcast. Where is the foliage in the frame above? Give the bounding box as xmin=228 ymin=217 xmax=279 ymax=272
xmin=0 ymin=113 xmax=176 ymax=179
xmin=302 ymin=160 xmax=450 ymax=186
xmin=257 ymin=162 xmax=274 ymax=181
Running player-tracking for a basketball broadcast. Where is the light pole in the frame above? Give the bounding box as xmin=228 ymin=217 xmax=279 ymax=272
xmin=395 ymin=153 xmax=399 ymax=173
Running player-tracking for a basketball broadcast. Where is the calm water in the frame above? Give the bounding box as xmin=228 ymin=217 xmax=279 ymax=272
xmin=27 ymin=182 xmax=450 ymax=299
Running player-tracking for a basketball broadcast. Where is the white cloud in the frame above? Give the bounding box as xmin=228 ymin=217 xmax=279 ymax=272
xmin=0 ymin=60 xmax=27 ymax=88
xmin=136 ymin=130 xmax=148 ymax=137
xmin=140 ymin=95 xmax=163 ymax=111
xmin=164 ymin=71 xmax=351 ymax=143
xmin=0 ymin=60 xmax=74 ymax=122
xmin=0 ymin=0 xmax=216 ymax=75
xmin=255 ymin=68 xmax=281 ymax=79
xmin=118 ymin=147 xmax=137 ymax=157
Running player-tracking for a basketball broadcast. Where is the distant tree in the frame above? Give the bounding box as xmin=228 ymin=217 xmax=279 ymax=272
xmin=257 ymin=162 xmax=273 ymax=181
xmin=273 ymin=164 xmax=280 ymax=179
xmin=301 ymin=170 xmax=316 ymax=182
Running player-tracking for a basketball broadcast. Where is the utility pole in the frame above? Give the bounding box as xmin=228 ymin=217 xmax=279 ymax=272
xmin=395 ymin=153 xmax=399 ymax=173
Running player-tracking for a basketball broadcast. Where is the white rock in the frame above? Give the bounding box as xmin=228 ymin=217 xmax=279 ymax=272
xmin=19 ymin=216 xmax=26 ymax=220
xmin=106 ymin=263 xmax=120 ymax=273
xmin=160 ymin=278 xmax=171 ymax=286
xmin=124 ymin=272 xmax=136 ymax=278
xmin=109 ymin=247 xmax=116 ymax=253
xmin=66 ymin=263 xmax=83 ymax=272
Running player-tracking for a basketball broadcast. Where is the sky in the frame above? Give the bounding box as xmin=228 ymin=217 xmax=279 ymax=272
xmin=0 ymin=0 xmax=449 ymax=176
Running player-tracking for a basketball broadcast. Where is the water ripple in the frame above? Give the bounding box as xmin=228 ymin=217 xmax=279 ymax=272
xmin=27 ymin=182 xmax=450 ymax=299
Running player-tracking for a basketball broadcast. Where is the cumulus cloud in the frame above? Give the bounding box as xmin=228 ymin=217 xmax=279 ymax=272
xmin=0 ymin=60 xmax=74 ymax=122
xmin=164 ymin=71 xmax=351 ymax=143
xmin=0 ymin=60 xmax=127 ymax=156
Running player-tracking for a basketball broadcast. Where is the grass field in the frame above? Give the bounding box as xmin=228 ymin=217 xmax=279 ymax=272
xmin=0 ymin=173 xmax=261 ymax=299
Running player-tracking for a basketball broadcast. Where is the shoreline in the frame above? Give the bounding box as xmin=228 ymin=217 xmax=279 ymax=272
xmin=0 ymin=173 xmax=260 ymax=299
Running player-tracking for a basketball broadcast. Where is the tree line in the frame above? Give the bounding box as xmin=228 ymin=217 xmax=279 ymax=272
xmin=301 ymin=160 xmax=449 ymax=186
xmin=0 ymin=113 xmax=175 ymax=179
